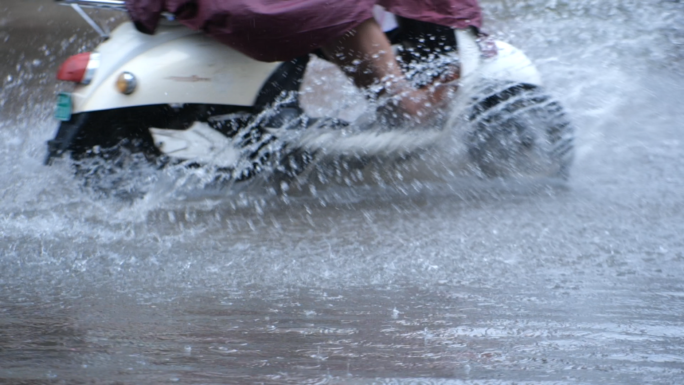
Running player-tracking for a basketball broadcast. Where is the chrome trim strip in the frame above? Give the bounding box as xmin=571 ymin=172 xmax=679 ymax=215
xmin=70 ymin=4 xmax=109 ymax=39
xmin=82 ymin=52 xmax=100 ymax=85
xmin=56 ymin=0 xmax=126 ymax=9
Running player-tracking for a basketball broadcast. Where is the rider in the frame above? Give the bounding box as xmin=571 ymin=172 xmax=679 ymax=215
xmin=125 ymin=0 xmax=483 ymax=123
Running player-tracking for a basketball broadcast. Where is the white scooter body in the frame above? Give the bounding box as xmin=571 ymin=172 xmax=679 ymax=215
xmin=71 ymin=22 xmax=280 ymax=113
xmin=50 ymin=1 xmax=572 ymax=183
xmin=73 ymin=23 xmax=542 ymax=115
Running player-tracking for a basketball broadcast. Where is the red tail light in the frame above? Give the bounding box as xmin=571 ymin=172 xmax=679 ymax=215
xmin=57 ymin=52 xmax=99 ymax=85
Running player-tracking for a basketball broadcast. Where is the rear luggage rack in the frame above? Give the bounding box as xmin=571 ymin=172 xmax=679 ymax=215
xmin=56 ymin=0 xmax=126 ymax=9
xmin=55 ymin=0 xmax=126 ymax=39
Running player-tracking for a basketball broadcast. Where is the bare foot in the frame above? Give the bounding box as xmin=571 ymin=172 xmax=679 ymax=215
xmin=321 ymin=18 xmax=460 ymax=126
xmin=378 ymin=66 xmax=460 ymax=126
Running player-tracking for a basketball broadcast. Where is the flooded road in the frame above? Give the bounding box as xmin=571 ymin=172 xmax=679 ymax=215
xmin=1 ymin=0 xmax=684 ymax=383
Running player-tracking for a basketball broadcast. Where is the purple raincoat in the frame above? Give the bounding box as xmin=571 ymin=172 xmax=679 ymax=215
xmin=126 ymin=0 xmax=482 ymax=62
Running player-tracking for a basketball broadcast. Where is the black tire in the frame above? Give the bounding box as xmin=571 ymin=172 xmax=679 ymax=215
xmin=49 ymin=104 xmax=291 ymax=197
xmin=54 ymin=105 xmax=174 ymax=198
xmin=464 ymin=81 xmax=574 ymax=179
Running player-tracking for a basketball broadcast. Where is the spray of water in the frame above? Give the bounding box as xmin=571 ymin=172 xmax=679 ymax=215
xmin=0 ymin=0 xmax=682 ymax=296
xmin=1 ymin=1 xmax=683 ymax=383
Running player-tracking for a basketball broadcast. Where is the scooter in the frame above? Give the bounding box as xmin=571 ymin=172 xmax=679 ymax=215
xmin=46 ymin=0 xmax=574 ymax=188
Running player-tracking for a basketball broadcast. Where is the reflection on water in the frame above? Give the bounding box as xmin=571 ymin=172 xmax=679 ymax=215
xmin=1 ymin=0 xmax=684 ymax=383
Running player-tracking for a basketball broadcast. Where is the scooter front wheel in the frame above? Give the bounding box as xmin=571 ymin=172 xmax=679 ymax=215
xmin=464 ymin=82 xmax=574 ymax=180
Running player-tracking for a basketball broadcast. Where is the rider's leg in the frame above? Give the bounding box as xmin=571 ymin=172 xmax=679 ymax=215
xmin=321 ymin=18 xmax=458 ymax=124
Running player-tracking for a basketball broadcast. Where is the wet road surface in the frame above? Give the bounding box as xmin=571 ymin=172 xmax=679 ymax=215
xmin=1 ymin=0 xmax=683 ymax=383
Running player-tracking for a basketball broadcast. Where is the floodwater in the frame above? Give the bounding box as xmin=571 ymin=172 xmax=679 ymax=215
xmin=1 ymin=0 xmax=683 ymax=383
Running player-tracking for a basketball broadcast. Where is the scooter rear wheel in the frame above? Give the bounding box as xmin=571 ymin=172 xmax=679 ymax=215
xmin=48 ymin=104 xmax=287 ymax=197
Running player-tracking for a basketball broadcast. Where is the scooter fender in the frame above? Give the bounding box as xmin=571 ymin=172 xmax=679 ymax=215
xmin=455 ymin=29 xmax=543 ymax=88
xmin=71 ymin=21 xmax=281 ymax=114
xmin=446 ymin=30 xmax=546 ymax=137
xmin=480 ymin=41 xmax=543 ymax=87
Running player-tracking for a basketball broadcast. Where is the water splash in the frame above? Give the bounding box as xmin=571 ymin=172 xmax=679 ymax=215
xmin=1 ymin=1 xmax=683 ymax=381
